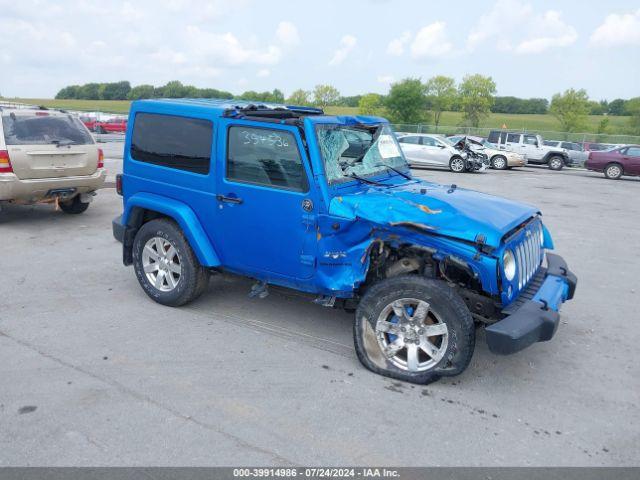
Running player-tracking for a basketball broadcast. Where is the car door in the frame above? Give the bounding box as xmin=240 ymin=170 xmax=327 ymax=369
xmin=622 ymin=146 xmax=640 ymax=174
xmin=503 ymin=133 xmax=522 ymax=154
xmin=397 ymin=135 xmax=423 ymax=165
xmin=418 ymin=136 xmax=448 ymax=166
xmin=521 ymin=134 xmax=541 ymax=160
xmin=214 ymin=122 xmax=317 ymax=280
xmin=430 ymin=137 xmax=455 ymax=166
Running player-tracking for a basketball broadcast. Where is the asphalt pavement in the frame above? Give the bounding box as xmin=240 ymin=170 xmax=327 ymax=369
xmin=1 ymin=153 xmax=638 ymax=466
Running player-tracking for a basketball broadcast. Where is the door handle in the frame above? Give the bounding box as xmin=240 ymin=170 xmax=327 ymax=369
xmin=216 ymin=194 xmax=243 ymax=204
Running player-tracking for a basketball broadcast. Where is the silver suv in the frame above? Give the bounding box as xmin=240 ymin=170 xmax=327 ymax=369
xmin=0 ymin=107 xmax=106 ymax=213
xmin=488 ymin=130 xmax=569 ymax=170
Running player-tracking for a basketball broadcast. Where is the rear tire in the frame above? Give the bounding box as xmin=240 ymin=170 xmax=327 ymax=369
xmin=604 ymin=162 xmax=623 ymax=180
xmin=59 ymin=196 xmax=90 ymax=214
xmin=132 ymin=218 xmax=208 ymax=307
xmin=548 ymin=156 xmax=564 ymax=171
xmin=449 ymin=156 xmax=466 ymax=173
xmin=354 ymin=275 xmax=475 ymax=385
xmin=491 ymin=155 xmax=508 ymax=170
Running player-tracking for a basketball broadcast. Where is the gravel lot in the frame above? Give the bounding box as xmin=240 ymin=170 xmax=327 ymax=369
xmin=1 ymin=153 xmax=638 ymax=466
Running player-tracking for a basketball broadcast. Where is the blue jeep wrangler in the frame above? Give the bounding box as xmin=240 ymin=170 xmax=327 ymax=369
xmin=113 ymin=99 xmax=577 ymax=384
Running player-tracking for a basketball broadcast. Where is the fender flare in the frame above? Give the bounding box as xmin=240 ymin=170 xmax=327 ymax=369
xmin=123 ymin=192 xmax=221 ymax=267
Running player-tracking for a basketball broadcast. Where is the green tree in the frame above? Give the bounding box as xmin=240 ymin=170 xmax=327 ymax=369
xmin=101 ymin=81 xmax=131 ymax=100
xmin=596 ymin=117 xmax=609 ymax=134
xmin=199 ymin=88 xmax=233 ymax=99
xmin=312 ymin=84 xmax=340 ymax=108
xmin=286 ymin=89 xmax=311 ymax=105
xmin=549 ymin=88 xmax=590 ymax=133
xmin=128 ymin=84 xmax=155 ymax=100
xmin=625 ymin=97 xmax=640 ymax=134
xmin=424 ymin=75 xmax=456 ymax=131
xmin=458 ymin=74 xmax=496 ymax=127
xmin=358 ymin=93 xmax=384 ymax=116
xmin=55 ymin=85 xmax=81 ymax=99
xmin=78 ymin=83 xmax=101 ymax=100
xmin=384 ymin=78 xmax=427 ymax=124
xmin=162 ymin=80 xmax=188 ymax=98
xmin=608 ymin=98 xmax=626 ymax=116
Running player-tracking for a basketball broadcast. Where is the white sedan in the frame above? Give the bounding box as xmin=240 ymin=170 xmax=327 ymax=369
xmin=396 ymin=133 xmax=470 ymax=172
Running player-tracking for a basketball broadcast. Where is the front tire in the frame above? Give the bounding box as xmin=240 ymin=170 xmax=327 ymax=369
xmin=59 ymin=196 xmax=90 ymax=214
xmin=449 ymin=156 xmax=466 ymax=173
xmin=604 ymin=162 xmax=623 ymax=180
xmin=548 ymin=156 xmax=564 ymax=171
xmin=354 ymin=275 xmax=475 ymax=385
xmin=491 ymin=155 xmax=508 ymax=170
xmin=132 ymin=218 xmax=208 ymax=307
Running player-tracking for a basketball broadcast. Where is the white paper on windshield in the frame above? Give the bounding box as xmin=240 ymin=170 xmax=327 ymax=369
xmin=378 ymin=134 xmax=401 ymax=158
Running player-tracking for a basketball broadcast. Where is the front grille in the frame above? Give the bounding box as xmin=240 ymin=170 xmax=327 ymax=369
xmin=513 ymin=221 xmax=544 ymax=290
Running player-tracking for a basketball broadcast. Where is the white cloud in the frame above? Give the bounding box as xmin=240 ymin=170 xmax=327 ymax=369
xmin=328 ymin=35 xmax=357 ymax=66
xmin=467 ymin=0 xmax=577 ymax=54
xmin=276 ymin=21 xmax=300 ymax=47
xmin=410 ymin=22 xmax=452 ymax=59
xmin=257 ymin=69 xmax=271 ymax=78
xmin=514 ymin=10 xmax=577 ymax=54
xmin=590 ymin=9 xmax=640 ymax=47
xmin=377 ymin=75 xmax=395 ymax=84
xmin=386 ymin=31 xmax=411 ymax=56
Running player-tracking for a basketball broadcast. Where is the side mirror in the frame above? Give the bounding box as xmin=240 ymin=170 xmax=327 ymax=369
xmin=438 ymin=144 xmax=445 ymax=149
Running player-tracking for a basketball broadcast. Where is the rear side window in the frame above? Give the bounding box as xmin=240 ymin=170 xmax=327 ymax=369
xmin=130 ymin=113 xmax=213 ymax=175
xmin=506 ymin=133 xmax=520 ymax=143
xmin=398 ymin=136 xmax=420 ymax=145
xmin=226 ymin=126 xmax=307 ymax=192
xmin=2 ymin=113 xmax=94 ymax=146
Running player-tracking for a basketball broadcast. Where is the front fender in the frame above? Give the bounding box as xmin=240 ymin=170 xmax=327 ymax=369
xmin=123 ymin=192 xmax=221 ymax=267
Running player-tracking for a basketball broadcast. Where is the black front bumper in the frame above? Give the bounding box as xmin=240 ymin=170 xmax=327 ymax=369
xmin=485 ymin=253 xmax=577 ymax=355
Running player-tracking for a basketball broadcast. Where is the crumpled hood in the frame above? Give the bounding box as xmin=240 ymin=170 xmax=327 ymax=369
xmin=328 ymin=180 xmax=539 ymax=249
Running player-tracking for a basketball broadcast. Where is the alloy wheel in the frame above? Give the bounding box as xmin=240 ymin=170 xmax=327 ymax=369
xmin=375 ymin=298 xmax=449 ymax=372
xmin=142 ymin=237 xmax=182 ymax=292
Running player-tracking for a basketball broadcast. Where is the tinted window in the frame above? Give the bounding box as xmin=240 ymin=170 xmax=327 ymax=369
xmin=227 ymin=126 xmax=307 ymax=191
xmin=130 ymin=113 xmax=212 ymax=175
xmin=2 ymin=113 xmax=94 ymax=146
xmin=626 ymin=147 xmax=640 ymax=157
xmin=523 ymin=135 xmax=538 ymax=145
xmin=399 ymin=136 xmax=420 ymax=145
xmin=506 ymin=133 xmax=520 ymax=143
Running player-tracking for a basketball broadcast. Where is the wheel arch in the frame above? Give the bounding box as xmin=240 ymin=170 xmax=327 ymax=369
xmin=543 ymin=151 xmax=569 ymax=164
xmin=123 ymin=192 xmax=221 ymax=267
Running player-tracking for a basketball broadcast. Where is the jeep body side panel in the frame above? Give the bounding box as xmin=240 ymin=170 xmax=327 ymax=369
xmin=122 ymin=192 xmax=221 ymax=267
xmin=122 ymin=101 xmax=223 ymax=267
xmin=208 ymin=118 xmax=320 ymax=286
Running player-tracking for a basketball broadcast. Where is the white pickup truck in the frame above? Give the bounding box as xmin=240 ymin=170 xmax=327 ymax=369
xmin=487 ymin=130 xmax=570 ymax=170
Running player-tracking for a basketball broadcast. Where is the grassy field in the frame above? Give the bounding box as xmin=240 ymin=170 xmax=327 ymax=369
xmin=5 ymin=98 xmax=636 ymax=139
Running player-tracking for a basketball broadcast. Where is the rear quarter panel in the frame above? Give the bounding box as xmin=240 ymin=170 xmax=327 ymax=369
xmin=122 ymin=102 xmax=221 ymax=266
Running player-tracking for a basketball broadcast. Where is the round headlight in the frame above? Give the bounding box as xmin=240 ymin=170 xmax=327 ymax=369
xmin=503 ymin=249 xmax=516 ymax=281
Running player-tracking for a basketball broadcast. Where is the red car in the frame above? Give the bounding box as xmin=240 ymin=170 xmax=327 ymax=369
xmin=585 ymin=145 xmax=640 ymax=180
xmin=80 ymin=116 xmax=98 ymax=131
xmin=94 ymin=117 xmax=127 ymax=134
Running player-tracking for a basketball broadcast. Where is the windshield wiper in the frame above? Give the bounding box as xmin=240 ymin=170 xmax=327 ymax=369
xmin=347 ymin=172 xmax=385 ymax=186
xmin=375 ymin=162 xmax=412 ymax=180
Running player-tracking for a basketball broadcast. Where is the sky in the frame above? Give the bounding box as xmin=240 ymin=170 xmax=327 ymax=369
xmin=0 ymin=0 xmax=639 ymax=100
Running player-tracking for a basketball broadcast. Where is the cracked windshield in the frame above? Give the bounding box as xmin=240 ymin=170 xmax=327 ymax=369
xmin=316 ymin=124 xmax=407 ymax=183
